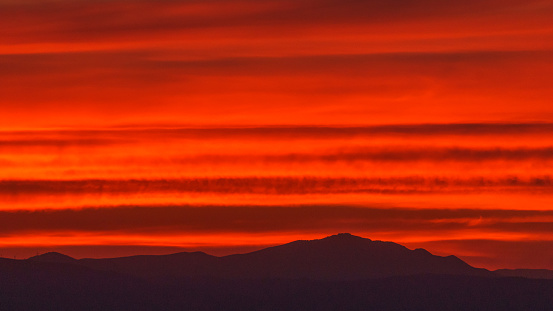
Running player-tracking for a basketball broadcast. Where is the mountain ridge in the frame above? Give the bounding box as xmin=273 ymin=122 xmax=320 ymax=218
xmin=28 ymin=252 xmax=78 ymax=264
xmin=494 ymin=268 xmax=553 ymax=279
xmin=2 ymin=234 xmax=553 ymax=310
xmin=22 ymin=233 xmax=493 ymax=280
xmin=17 ymin=234 xmax=553 ymax=281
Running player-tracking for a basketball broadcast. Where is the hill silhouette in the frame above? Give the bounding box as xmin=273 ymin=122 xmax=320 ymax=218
xmin=495 ymin=269 xmax=553 ymax=279
xmin=1 ymin=234 xmax=552 ymax=310
xmin=209 ymin=233 xmax=492 ymax=279
xmin=59 ymin=233 xmax=490 ymax=280
xmin=28 ymin=252 xmax=78 ymax=264
xmin=73 ymin=233 xmax=491 ymax=280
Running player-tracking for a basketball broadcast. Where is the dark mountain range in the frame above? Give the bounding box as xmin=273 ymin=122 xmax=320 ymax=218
xmin=1 ymin=234 xmax=553 ymax=310
xmin=28 ymin=251 xmax=78 ymax=264
xmin=68 ymin=233 xmax=491 ymax=280
xmin=495 ymin=269 xmax=553 ymax=279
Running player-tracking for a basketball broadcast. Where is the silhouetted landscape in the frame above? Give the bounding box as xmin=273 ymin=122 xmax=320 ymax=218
xmin=1 ymin=234 xmax=552 ymax=310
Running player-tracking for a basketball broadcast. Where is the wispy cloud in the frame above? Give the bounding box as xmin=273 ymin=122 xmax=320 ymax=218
xmin=2 ymin=176 xmax=553 ymax=200
xmin=1 ymin=204 xmax=552 ymax=237
xmin=2 ymin=0 xmax=551 ymax=47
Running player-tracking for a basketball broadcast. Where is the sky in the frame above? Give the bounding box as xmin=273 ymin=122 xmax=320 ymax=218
xmin=1 ymin=0 xmax=553 ymax=270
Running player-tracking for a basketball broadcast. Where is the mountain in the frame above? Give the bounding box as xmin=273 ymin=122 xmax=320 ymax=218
xmin=28 ymin=252 xmax=78 ymax=264
xmin=1 ymin=234 xmax=552 ymax=311
xmin=79 ymin=251 xmax=219 ymax=278
xmin=75 ymin=233 xmax=491 ymax=280
xmin=0 ymin=257 xmax=157 ymax=311
xmin=495 ymin=269 xmax=553 ymax=279
xmin=212 ymin=233 xmax=492 ymax=279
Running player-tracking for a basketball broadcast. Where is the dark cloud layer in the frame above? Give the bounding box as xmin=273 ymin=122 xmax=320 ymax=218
xmin=3 ymin=0 xmax=548 ymax=44
xmin=0 ymin=204 xmax=551 ymax=235
xmin=2 ymin=176 xmax=553 ymax=196
xmin=0 ymin=138 xmax=120 ymax=148
xmin=5 ymin=122 xmax=553 ymax=139
xmin=237 ymin=147 xmax=553 ymax=162
xmin=3 ymin=50 xmax=552 ymax=79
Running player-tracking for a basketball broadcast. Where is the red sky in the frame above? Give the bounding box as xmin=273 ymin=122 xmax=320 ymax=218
xmin=1 ymin=0 xmax=553 ymax=270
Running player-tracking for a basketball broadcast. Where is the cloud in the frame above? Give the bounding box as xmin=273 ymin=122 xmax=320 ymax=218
xmin=0 ymin=138 xmax=120 ymax=148
xmin=2 ymin=0 xmax=550 ymax=46
xmin=243 ymin=147 xmax=553 ymax=163
xmin=5 ymin=122 xmax=553 ymax=139
xmin=2 ymin=1 xmax=551 ymax=126
xmin=2 ymin=49 xmax=553 ymax=127
xmin=2 ymin=176 xmax=553 ymax=197
xmin=0 ymin=204 xmax=552 ymax=235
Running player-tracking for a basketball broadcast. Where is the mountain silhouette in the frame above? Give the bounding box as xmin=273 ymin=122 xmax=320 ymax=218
xmin=1 ymin=234 xmax=553 ymax=311
xmin=211 ymin=233 xmax=491 ymax=279
xmin=28 ymin=252 xmax=78 ymax=264
xmin=74 ymin=233 xmax=491 ymax=280
xmin=79 ymin=251 xmax=218 ymax=278
xmin=495 ymin=269 xmax=553 ymax=279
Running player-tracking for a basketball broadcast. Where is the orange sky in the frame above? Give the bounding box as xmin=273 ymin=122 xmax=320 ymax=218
xmin=1 ymin=0 xmax=553 ymax=269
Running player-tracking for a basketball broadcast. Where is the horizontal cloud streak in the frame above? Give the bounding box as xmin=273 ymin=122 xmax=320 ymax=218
xmin=2 ymin=0 xmax=551 ymax=45
xmin=0 ymin=138 xmax=121 ymax=148
xmin=2 ymin=176 xmax=553 ymax=196
xmin=5 ymin=144 xmax=553 ymax=164
xmin=1 ymin=204 xmax=552 ymax=235
xmin=5 ymin=123 xmax=553 ymax=138
xmin=190 ymin=147 xmax=553 ymax=163
xmin=2 ymin=49 xmax=553 ymax=127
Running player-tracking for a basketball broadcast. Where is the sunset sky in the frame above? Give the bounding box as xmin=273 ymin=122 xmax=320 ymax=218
xmin=1 ymin=0 xmax=553 ymax=270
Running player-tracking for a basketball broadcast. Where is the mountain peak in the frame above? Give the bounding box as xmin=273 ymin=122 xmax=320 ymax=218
xmin=19 ymin=235 xmax=492 ymax=281
xmin=28 ymin=252 xmax=77 ymax=264
xmin=222 ymin=233 xmax=490 ymax=280
xmin=323 ymin=233 xmax=369 ymax=240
